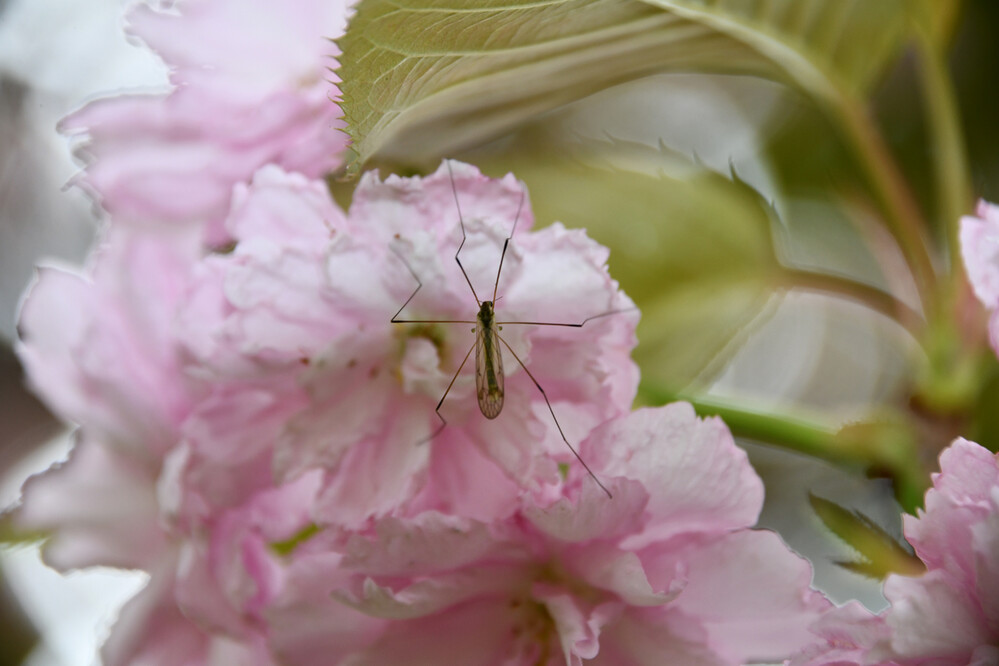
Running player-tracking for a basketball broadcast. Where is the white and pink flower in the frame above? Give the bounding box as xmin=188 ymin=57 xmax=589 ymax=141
xmin=882 ymin=438 xmax=999 ymax=665
xmin=62 ymin=0 xmax=351 ymax=246
xmin=792 ymin=438 xmax=999 ymax=666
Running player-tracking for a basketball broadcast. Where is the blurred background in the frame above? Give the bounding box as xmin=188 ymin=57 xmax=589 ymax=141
xmin=0 ymin=0 xmax=997 ymax=664
xmin=0 ymin=1 xmax=165 ymax=663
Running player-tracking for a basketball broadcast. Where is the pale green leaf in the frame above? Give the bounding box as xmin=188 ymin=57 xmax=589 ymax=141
xmin=339 ymin=0 xmax=914 ymax=167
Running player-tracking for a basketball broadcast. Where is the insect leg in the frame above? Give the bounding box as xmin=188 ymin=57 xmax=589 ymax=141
xmin=491 ymin=187 xmax=526 ymax=303
xmin=388 ymin=245 xmax=476 ymax=325
xmin=496 ymin=335 xmax=613 ymax=499
xmin=418 ymin=338 xmax=477 ymax=445
xmin=446 ymin=160 xmax=481 ymax=307
xmin=496 ymin=307 xmax=637 ymax=328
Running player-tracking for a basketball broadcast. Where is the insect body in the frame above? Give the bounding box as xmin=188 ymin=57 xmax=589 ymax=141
xmin=391 ymin=161 xmax=623 ymax=498
xmin=475 ymin=300 xmax=504 ymax=419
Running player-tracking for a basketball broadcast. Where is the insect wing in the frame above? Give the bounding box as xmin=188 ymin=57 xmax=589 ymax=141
xmin=475 ymin=321 xmax=504 ymax=419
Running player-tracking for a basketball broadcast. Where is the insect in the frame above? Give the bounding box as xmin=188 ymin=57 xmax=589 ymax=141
xmin=391 ymin=161 xmax=625 ymax=498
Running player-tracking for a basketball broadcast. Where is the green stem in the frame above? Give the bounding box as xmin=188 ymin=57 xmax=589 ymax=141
xmin=780 ymin=267 xmax=925 ymax=334
xmin=640 ymin=386 xmax=845 ymax=461
xmin=638 ymin=385 xmax=929 ymax=512
xmin=826 ymin=89 xmax=938 ymax=304
xmin=912 ymin=26 xmax=972 ymax=282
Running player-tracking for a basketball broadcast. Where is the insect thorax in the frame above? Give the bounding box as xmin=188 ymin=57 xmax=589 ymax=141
xmin=477 ymin=300 xmax=495 ymax=329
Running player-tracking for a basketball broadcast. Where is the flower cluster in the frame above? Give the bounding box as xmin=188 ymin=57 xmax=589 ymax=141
xmin=17 ymin=130 xmax=832 ymax=666
xmin=10 ymin=2 xmax=842 ymax=664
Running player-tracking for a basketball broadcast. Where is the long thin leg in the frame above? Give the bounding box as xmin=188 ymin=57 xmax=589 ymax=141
xmin=496 ymin=307 xmax=637 ymax=328
xmin=491 ymin=188 xmax=526 ymax=303
xmin=497 ymin=335 xmax=613 ymax=499
xmin=418 ymin=339 xmax=477 ymax=445
xmin=447 ymin=160 xmax=481 ymax=307
xmin=389 ymin=245 xmax=476 ymax=325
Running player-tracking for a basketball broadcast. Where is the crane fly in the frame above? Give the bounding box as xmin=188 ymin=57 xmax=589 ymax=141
xmin=391 ymin=161 xmax=625 ymax=499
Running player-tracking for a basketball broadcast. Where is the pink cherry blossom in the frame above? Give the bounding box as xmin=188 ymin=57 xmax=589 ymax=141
xmin=63 ymin=0 xmax=351 ymax=246
xmin=792 ymin=438 xmax=999 ymax=666
xmin=176 ymin=161 xmax=639 ymax=526
xmin=321 ymin=404 xmax=829 ymax=665
xmin=959 ymin=199 xmax=999 ymax=355
xmin=880 ymin=438 xmax=999 ymax=665
xmin=15 ymin=158 xmax=642 ymax=663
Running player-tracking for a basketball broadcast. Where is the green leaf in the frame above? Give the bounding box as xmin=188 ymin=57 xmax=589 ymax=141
xmin=338 ymin=0 xmax=915 ymax=167
xmin=809 ymin=493 xmax=925 ymax=579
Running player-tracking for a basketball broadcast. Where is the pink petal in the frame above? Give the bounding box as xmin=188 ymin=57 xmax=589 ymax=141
xmin=960 ymin=200 xmax=999 ymax=307
xmin=904 ymin=439 xmax=999 ymax=579
xmin=101 ymin=573 xmax=209 ymax=666
xmin=265 ymin=552 xmax=385 ymax=665
xmin=334 ymin=565 xmax=524 ymax=621
xmin=17 ymin=230 xmax=201 ymax=456
xmin=641 ymin=530 xmax=830 ymax=662
xmin=885 ymin=569 xmax=992 ymax=659
xmin=16 ymin=267 xmax=99 ymax=427
xmin=534 ymin=585 xmax=619 ymax=661
xmin=340 ymin=512 xmax=512 ymax=575
xmin=127 ymin=0 xmax=348 ymax=103
xmin=16 ymin=436 xmax=166 ymax=571
xmin=594 ymin=606 xmax=728 ymax=666
xmin=931 ymin=438 xmax=999 ymax=505
xmin=568 ymin=545 xmax=681 ymax=607
xmin=64 ymin=0 xmax=349 ymax=243
xmin=971 ymin=487 xmax=999 ymax=627
xmin=524 ymin=476 xmax=649 ymax=543
xmin=411 ymin=426 xmax=522 ymax=521
xmin=787 ymin=601 xmax=893 ymax=666
xmin=183 ymin=381 xmax=307 ymax=464
xmin=290 ymin=388 xmax=432 ymax=526
xmin=584 ymin=404 xmax=764 ymax=545
xmin=341 ymin=599 xmax=519 ymax=666
xmin=102 ymin=555 xmax=272 ymax=666
xmin=226 ymin=166 xmax=340 ymax=250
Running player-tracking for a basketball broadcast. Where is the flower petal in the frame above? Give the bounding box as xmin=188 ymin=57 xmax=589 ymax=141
xmin=641 ymin=530 xmax=830 ymax=662
xmin=17 ymin=436 xmax=165 ymax=571
xmin=584 ymin=404 xmax=764 ymax=544
xmin=960 ymin=200 xmax=999 ymax=308
xmin=885 ymin=568 xmax=992 ymax=659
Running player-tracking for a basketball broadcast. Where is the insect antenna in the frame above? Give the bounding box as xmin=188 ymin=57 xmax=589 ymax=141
xmin=496 ymin=335 xmax=613 ymax=499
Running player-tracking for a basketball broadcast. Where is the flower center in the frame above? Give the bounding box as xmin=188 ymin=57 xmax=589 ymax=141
xmin=507 ymin=596 xmax=557 ymax=665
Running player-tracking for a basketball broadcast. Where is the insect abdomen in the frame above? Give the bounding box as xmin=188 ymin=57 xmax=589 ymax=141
xmin=475 ymin=301 xmax=504 ymax=419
